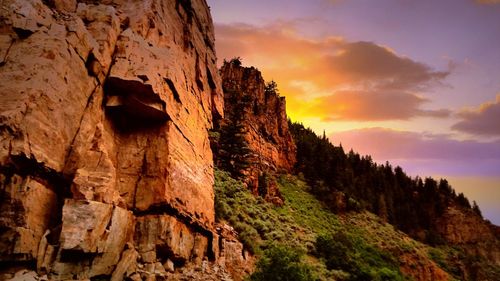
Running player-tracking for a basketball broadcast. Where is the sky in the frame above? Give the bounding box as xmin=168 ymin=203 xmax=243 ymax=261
xmin=207 ymin=0 xmax=500 ymax=224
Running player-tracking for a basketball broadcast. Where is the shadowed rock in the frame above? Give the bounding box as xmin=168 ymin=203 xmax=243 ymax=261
xmin=105 ymin=77 xmax=168 ymax=123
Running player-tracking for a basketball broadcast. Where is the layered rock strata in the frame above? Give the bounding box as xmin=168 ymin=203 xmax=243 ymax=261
xmin=0 ymin=0 xmax=249 ymax=279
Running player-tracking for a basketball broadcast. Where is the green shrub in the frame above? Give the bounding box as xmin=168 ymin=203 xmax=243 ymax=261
xmin=347 ymin=197 xmax=362 ymax=212
xmin=252 ymin=219 xmax=271 ymax=235
xmin=250 ymin=245 xmax=316 ymax=281
xmin=214 ymin=169 xmax=297 ymax=254
xmin=377 ymin=267 xmax=402 ymax=280
xmin=314 ymin=232 xmax=404 ymax=281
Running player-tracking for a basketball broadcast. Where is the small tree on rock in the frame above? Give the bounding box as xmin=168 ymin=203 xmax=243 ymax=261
xmin=265 ymin=80 xmax=279 ymax=96
xmin=230 ymin=56 xmax=242 ymax=67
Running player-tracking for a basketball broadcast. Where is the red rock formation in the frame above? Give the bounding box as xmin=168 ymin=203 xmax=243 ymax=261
xmin=399 ymin=253 xmax=449 ymax=281
xmin=436 ymin=205 xmax=500 ymax=276
xmin=0 ymin=0 xmax=249 ymax=280
xmin=216 ymin=61 xmax=296 ymax=200
xmin=436 ymin=206 xmax=496 ymax=244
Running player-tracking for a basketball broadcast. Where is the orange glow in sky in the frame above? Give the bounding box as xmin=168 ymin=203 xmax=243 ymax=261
xmin=208 ymin=0 xmax=500 ymax=224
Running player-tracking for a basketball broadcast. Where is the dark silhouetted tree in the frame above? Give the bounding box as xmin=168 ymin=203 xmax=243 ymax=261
xmin=230 ymin=56 xmax=242 ymax=67
xmin=264 ymin=80 xmax=279 ymax=96
xmin=472 ymin=201 xmax=482 ymax=217
xmin=217 ymin=90 xmax=252 ymax=178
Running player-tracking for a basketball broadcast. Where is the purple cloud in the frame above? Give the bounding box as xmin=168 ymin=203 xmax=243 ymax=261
xmin=452 ymin=95 xmax=500 ymax=136
xmin=331 ymin=128 xmax=500 ymax=176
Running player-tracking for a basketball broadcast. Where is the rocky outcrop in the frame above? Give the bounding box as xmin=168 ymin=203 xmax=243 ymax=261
xmin=435 ymin=206 xmax=500 ymax=279
xmin=0 ymin=0 xmax=249 ymax=279
xmin=399 ymin=252 xmax=449 ymax=281
xmin=215 ymin=62 xmax=296 ymax=200
xmin=438 ymin=207 xmax=500 ymax=260
xmin=436 ymin=206 xmax=496 ymax=245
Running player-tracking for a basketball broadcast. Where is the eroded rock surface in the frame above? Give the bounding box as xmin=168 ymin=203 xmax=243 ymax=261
xmin=215 ymin=62 xmax=296 ymax=201
xmin=0 ymin=0 xmax=249 ymax=279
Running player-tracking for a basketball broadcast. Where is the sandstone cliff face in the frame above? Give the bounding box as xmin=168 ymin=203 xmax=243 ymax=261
xmin=216 ymin=62 xmax=296 ymax=199
xmin=0 ymin=0 xmax=249 ymax=280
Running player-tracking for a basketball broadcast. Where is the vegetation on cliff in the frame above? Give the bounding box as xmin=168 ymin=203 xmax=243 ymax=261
xmin=213 ymin=115 xmax=500 ymax=281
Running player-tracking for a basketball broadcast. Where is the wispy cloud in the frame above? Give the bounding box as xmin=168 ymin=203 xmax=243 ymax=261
xmin=311 ymin=90 xmax=450 ymax=121
xmin=332 ymin=127 xmax=500 ymax=160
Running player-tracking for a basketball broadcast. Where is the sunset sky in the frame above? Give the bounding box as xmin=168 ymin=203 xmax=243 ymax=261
xmin=207 ymin=0 xmax=500 ymax=224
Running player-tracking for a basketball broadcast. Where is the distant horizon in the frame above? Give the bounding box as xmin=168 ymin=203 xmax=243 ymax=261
xmin=208 ymin=0 xmax=500 ymax=225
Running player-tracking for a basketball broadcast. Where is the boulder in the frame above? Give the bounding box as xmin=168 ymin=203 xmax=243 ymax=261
xmin=59 ymin=199 xmax=113 ymax=253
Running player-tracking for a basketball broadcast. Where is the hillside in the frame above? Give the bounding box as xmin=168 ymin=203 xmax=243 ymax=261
xmin=215 ymin=170 xmax=455 ymax=280
xmin=289 ymin=122 xmax=500 ymax=279
xmin=213 ymin=61 xmax=500 ymax=280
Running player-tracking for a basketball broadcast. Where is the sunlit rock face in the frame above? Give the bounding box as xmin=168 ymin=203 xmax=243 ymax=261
xmin=0 ymin=0 xmax=249 ymax=279
xmin=217 ymin=62 xmax=296 ymax=201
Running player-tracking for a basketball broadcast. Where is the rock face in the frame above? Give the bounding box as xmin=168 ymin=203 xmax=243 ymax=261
xmin=0 ymin=0 xmax=248 ymax=280
xmin=436 ymin=206 xmax=500 ymax=279
xmin=436 ymin=206 xmax=495 ymax=244
xmin=399 ymin=253 xmax=449 ymax=281
xmin=215 ymin=62 xmax=296 ymax=200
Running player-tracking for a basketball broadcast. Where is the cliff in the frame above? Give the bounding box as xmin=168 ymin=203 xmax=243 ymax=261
xmin=1 ymin=1 xmax=498 ymax=280
xmin=0 ymin=0 xmax=250 ymax=280
xmin=435 ymin=206 xmax=500 ymax=279
xmin=213 ymin=61 xmax=296 ymax=201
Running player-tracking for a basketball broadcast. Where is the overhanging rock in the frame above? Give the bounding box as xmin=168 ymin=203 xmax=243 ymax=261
xmin=105 ymin=77 xmax=169 ymax=122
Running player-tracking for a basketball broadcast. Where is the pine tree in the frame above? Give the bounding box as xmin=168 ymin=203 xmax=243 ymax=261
xmin=217 ymin=118 xmax=252 ymax=178
xmin=216 ymin=89 xmax=252 ymax=178
xmin=288 ymin=120 xmax=480 ymax=244
xmin=264 ymin=80 xmax=279 ymax=96
xmin=230 ymin=57 xmax=242 ymax=67
xmin=472 ymin=201 xmax=483 ymax=217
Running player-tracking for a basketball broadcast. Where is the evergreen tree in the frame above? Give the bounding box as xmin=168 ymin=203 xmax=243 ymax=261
xmin=217 ymin=118 xmax=252 ymax=178
xmin=230 ymin=56 xmax=242 ymax=67
xmin=264 ymin=80 xmax=279 ymax=96
xmin=472 ymin=201 xmax=482 ymax=217
xmin=216 ymin=89 xmax=253 ymax=179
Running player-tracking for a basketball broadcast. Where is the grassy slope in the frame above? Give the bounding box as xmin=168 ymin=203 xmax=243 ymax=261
xmin=215 ymin=170 xmax=462 ymax=280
